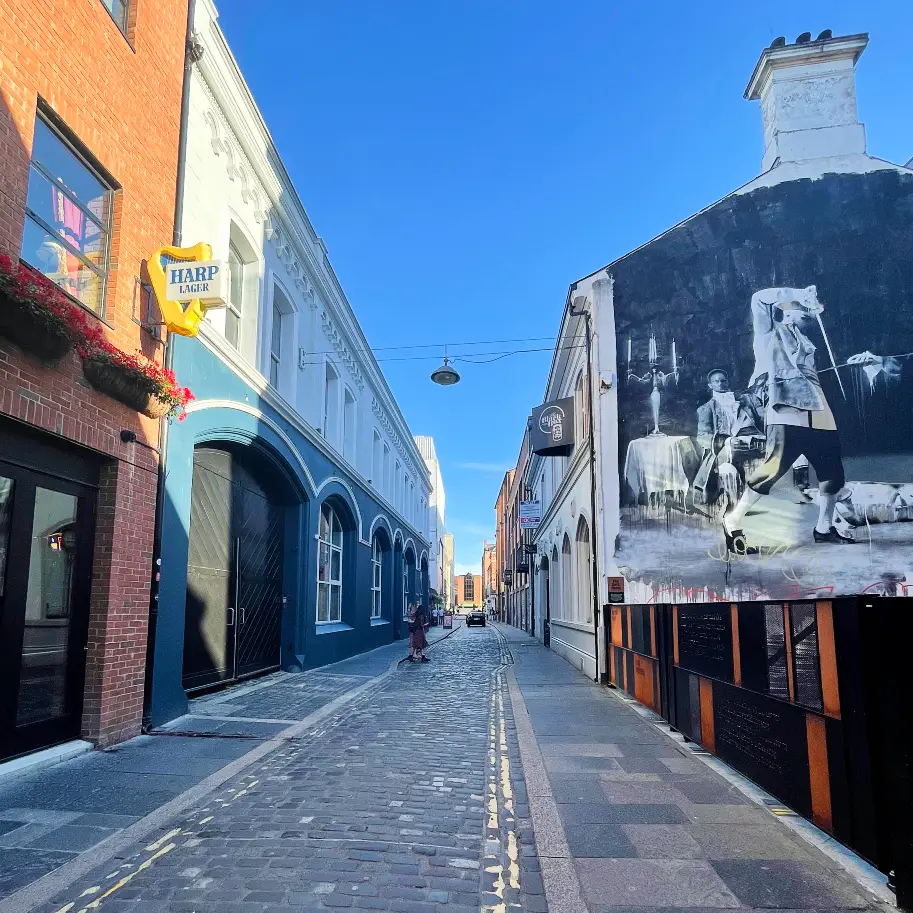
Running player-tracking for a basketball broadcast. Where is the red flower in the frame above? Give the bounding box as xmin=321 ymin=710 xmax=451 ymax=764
xmin=0 ymin=253 xmax=195 ymax=420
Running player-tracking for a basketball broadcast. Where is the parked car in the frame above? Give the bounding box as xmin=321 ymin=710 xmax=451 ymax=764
xmin=466 ymin=610 xmax=486 ymax=627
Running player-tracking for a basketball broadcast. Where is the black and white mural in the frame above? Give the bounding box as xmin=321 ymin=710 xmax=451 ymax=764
xmin=614 ymin=169 xmax=913 ymax=602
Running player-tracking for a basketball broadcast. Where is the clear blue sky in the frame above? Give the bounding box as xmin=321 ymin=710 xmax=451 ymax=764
xmin=216 ymin=0 xmax=913 ymax=577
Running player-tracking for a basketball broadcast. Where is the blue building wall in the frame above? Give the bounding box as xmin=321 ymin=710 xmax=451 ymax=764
xmin=147 ymin=335 xmax=429 ymax=727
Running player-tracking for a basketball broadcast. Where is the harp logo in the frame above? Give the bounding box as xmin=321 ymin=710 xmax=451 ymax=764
xmin=147 ymin=243 xmax=228 ymax=338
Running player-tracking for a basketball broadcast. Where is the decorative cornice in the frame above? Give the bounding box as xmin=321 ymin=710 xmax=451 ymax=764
xmin=319 ymin=308 xmax=365 ymax=391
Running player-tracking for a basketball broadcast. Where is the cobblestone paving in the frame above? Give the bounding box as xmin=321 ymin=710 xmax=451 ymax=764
xmin=38 ymin=627 xmax=543 ymax=913
xmin=188 ymin=673 xmax=372 ymax=724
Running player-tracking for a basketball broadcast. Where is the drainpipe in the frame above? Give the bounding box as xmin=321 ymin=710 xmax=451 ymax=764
xmin=570 ymin=294 xmax=601 ymax=684
xmin=142 ymin=1 xmax=200 ymax=729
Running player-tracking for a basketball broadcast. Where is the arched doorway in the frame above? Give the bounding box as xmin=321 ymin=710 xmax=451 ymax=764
xmin=182 ymin=444 xmax=292 ymax=692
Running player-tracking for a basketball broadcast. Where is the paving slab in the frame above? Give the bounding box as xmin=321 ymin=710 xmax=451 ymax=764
xmin=502 ymin=623 xmax=888 ymax=913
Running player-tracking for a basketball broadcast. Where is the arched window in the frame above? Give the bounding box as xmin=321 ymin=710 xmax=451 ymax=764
xmin=371 ymin=536 xmax=383 ymax=619
xmin=573 ymin=370 xmax=590 ymax=446
xmin=323 ymin=362 xmax=340 ymax=443
xmin=550 ymin=546 xmax=560 ymax=621
xmin=343 ymin=387 xmax=357 ymax=462
xmin=561 ymin=534 xmax=573 ymax=623
xmin=576 ymin=517 xmax=592 ymax=625
xmin=226 ymin=242 xmax=248 ymax=349
xmin=317 ymin=503 xmax=343 ymax=623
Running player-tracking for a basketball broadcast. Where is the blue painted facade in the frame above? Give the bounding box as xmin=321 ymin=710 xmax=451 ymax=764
xmin=146 ymin=334 xmax=430 ymax=727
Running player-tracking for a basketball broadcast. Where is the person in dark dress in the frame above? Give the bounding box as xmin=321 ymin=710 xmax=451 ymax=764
xmin=408 ymin=602 xmax=430 ymax=663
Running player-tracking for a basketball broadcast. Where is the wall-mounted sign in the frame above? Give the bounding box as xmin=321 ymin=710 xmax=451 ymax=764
xmin=608 ymin=575 xmax=625 ymax=604
xmin=503 ymin=569 xmax=513 ymax=586
xmin=147 ymin=242 xmax=227 ymax=338
xmin=519 ymin=500 xmax=542 ymax=529
xmin=531 ymin=398 xmax=574 ymax=457
xmin=165 ymin=259 xmax=227 ymax=305
xmin=515 ymin=547 xmax=529 ymax=574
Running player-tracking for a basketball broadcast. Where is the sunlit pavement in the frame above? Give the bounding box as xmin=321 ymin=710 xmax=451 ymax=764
xmin=10 ymin=624 xmax=542 ymax=913
xmin=0 ymin=623 xmax=889 ymax=913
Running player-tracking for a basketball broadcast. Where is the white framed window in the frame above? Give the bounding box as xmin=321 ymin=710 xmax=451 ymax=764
xmin=323 ymin=361 xmax=340 ymax=442
xmin=395 ymin=461 xmax=402 ymax=510
xmin=317 ymin=503 xmax=343 ymax=623
xmin=372 ymin=431 xmax=383 ymax=486
xmin=226 ymin=241 xmax=245 ymax=349
xmin=371 ymin=537 xmax=383 ymax=619
xmin=343 ymin=388 xmax=357 ymax=462
xmin=576 ymin=517 xmax=592 ymax=624
xmin=409 ymin=481 xmax=415 ymax=524
xmin=561 ymin=534 xmax=573 ymax=622
xmin=269 ymin=301 xmax=282 ymax=387
xmin=383 ymin=444 xmax=391 ymax=496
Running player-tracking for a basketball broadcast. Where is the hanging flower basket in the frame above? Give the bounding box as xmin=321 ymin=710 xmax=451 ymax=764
xmin=79 ymin=332 xmax=194 ymax=421
xmin=82 ymin=357 xmax=173 ymax=418
xmin=0 ymin=255 xmax=89 ymax=362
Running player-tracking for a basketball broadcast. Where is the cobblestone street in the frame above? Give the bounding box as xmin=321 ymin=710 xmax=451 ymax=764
xmin=28 ymin=626 xmax=540 ymax=913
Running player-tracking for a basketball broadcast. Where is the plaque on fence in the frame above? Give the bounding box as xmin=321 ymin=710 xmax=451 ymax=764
xmin=676 ymin=605 xmax=734 ymax=682
xmin=712 ymin=679 xmax=812 ymax=817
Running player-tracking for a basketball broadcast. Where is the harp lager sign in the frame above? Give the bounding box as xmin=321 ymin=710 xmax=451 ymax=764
xmin=165 ymin=260 xmax=227 ymax=304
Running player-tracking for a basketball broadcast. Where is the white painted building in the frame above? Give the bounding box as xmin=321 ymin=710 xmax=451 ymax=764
xmin=147 ymin=0 xmax=434 ymax=721
xmin=521 ymin=31 xmax=913 ymax=681
xmin=414 ymin=436 xmax=446 ymax=599
xmin=179 ymin=0 xmax=431 ymax=530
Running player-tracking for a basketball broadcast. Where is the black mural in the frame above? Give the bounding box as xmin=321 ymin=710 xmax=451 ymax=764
xmin=614 ymin=168 xmax=913 ymax=601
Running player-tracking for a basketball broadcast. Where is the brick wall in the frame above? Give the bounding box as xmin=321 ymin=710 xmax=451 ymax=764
xmin=0 ymin=0 xmax=189 ymax=745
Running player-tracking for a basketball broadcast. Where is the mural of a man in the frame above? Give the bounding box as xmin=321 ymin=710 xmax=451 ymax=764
xmin=693 ymin=369 xmax=765 ymax=508
xmin=723 ymin=286 xmax=852 ymax=553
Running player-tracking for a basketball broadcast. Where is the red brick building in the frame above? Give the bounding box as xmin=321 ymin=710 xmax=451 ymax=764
xmin=0 ymin=0 xmax=189 ymax=759
xmin=454 ymin=574 xmax=483 ymax=610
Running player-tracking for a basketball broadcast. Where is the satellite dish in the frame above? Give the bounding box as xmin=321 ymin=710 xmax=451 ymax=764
xmin=816 ymin=29 xmax=833 ymax=41
xmin=796 ymin=32 xmax=812 ymax=43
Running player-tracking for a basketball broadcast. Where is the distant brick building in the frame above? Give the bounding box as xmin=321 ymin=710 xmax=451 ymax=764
xmin=454 ymin=574 xmax=483 ymax=610
xmin=0 ymin=0 xmax=189 ymax=758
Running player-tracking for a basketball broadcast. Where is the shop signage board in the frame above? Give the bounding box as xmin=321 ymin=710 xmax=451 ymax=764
xmin=165 ymin=260 xmax=228 ymax=305
xmin=519 ymin=500 xmax=542 ymax=529
xmin=608 ymin=575 xmax=625 ymax=604
xmin=530 ymin=398 xmax=575 ymax=457
xmin=147 ymin=242 xmax=228 ymax=338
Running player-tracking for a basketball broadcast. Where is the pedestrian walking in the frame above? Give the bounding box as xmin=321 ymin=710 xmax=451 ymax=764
xmin=407 ymin=602 xmax=430 ymax=663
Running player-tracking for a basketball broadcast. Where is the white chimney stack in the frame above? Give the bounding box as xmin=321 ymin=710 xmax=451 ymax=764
xmin=745 ymin=32 xmax=869 ymax=172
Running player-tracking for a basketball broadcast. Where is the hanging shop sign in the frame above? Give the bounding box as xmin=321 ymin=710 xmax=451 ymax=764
xmin=503 ymin=569 xmax=513 ymax=586
xmin=515 ymin=547 xmax=529 ymax=574
xmin=530 ymin=397 xmax=574 ymax=457
xmin=147 ymin=242 xmax=228 ymax=338
xmin=519 ymin=500 xmax=542 ymax=529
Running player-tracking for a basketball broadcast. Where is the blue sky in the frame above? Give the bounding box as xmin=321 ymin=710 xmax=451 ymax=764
xmin=216 ymin=0 xmax=913 ymax=577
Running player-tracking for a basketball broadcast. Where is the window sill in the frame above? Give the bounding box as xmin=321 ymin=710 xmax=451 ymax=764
xmin=550 ymin=618 xmax=595 ymax=634
xmin=315 ymin=621 xmax=354 ymax=635
xmin=370 ymin=618 xmax=391 ymax=627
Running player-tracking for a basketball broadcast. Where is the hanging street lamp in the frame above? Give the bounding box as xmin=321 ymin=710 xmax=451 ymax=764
xmin=430 ymin=348 xmax=460 ymax=386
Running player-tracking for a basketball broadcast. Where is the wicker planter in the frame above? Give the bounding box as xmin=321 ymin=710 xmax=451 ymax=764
xmin=82 ymin=357 xmax=172 ymax=419
xmin=0 ymin=290 xmax=74 ymax=361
